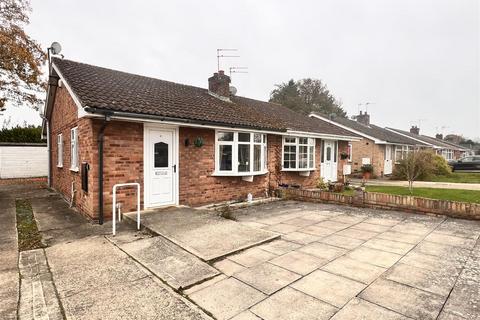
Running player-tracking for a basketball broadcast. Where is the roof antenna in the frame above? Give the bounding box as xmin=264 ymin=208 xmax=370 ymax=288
xmin=229 ymin=66 xmax=248 ymax=80
xmin=364 ymin=102 xmax=375 ymax=113
xmin=217 ymin=49 xmax=240 ymax=71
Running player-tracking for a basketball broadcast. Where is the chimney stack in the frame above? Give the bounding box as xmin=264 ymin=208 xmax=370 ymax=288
xmin=355 ymin=111 xmax=370 ymax=125
xmin=208 ymin=70 xmax=231 ymax=98
xmin=410 ymin=125 xmax=420 ymax=135
xmin=435 ymin=133 xmax=443 ymax=140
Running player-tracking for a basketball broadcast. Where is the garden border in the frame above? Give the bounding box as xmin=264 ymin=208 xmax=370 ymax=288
xmin=281 ymin=188 xmax=480 ymax=220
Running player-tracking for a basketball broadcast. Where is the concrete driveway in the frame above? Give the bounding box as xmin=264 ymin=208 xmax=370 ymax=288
xmin=185 ymin=201 xmax=480 ymax=320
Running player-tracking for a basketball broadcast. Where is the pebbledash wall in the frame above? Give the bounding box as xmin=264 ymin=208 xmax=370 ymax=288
xmin=50 ymin=86 xmax=349 ymax=220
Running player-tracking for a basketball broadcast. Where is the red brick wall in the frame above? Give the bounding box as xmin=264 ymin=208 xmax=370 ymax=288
xmin=179 ymin=127 xmax=270 ymax=206
xmin=349 ymin=138 xmax=385 ymax=176
xmin=50 ymin=87 xmax=95 ymax=218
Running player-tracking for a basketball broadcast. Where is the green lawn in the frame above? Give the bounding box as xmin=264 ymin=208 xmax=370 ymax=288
xmin=424 ymin=173 xmax=480 ymax=184
xmin=364 ymin=186 xmax=480 ymax=204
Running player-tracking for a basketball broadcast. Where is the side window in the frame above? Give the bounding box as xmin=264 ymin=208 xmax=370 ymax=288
xmin=70 ymin=127 xmax=79 ymax=171
xmin=57 ymin=134 xmax=63 ymax=167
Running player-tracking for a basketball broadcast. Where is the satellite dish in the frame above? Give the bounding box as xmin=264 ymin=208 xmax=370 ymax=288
xmin=229 ymin=85 xmax=237 ymax=96
xmin=50 ymin=42 xmax=62 ymax=55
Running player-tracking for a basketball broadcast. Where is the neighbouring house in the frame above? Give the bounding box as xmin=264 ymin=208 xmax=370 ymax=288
xmin=41 ymin=58 xmax=359 ymax=222
xmin=386 ymin=127 xmax=470 ymax=161
xmin=310 ymin=112 xmax=427 ymax=177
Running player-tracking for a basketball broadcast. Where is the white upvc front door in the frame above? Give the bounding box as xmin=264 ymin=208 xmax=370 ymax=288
xmin=144 ymin=126 xmax=178 ymax=208
xmin=384 ymin=145 xmax=393 ymax=175
xmin=321 ymin=140 xmax=338 ymax=182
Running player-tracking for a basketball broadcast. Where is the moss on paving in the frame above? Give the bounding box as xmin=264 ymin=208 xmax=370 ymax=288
xmin=16 ymin=199 xmax=44 ymax=251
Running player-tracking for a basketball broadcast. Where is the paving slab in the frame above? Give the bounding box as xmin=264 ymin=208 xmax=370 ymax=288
xmin=299 ymin=224 xmax=337 ymax=237
xmin=321 ymin=256 xmax=387 ymax=284
xmin=351 ymin=222 xmax=391 ymax=233
xmin=256 ymin=239 xmax=301 ymax=255
xmin=291 ymin=269 xmax=366 ymax=308
xmin=377 ymin=230 xmax=424 ymax=244
xmin=347 ymin=246 xmax=402 ymax=268
xmin=385 ymin=263 xmax=458 ymax=297
xmin=360 ymin=278 xmax=445 ymax=320
xmin=184 ymin=275 xmax=228 ymax=295
xmin=283 ymin=217 xmax=320 ymax=227
xmin=263 ymin=223 xmax=303 ymax=234
xmin=126 ymin=207 xmax=279 ymax=261
xmin=319 ymin=234 xmax=365 ymax=250
xmin=298 ymin=242 xmax=347 ymax=261
xmin=399 ymin=251 xmax=465 ymax=275
xmin=315 ymin=220 xmax=353 ymax=231
xmin=330 ymin=297 xmax=409 ymax=320
xmin=442 ymin=250 xmax=480 ymax=320
xmin=230 ymin=310 xmax=262 ymax=320
xmin=213 ymin=259 xmax=246 ymax=276
xmin=335 ymin=228 xmax=379 ymax=241
xmin=228 ymin=247 xmax=277 ymax=267
xmin=269 ymin=250 xmax=327 ymax=275
xmin=189 ymin=277 xmax=266 ymax=320
xmin=18 ymin=249 xmax=63 ymax=320
xmin=363 ymin=217 xmax=403 ymax=227
xmin=251 ymin=287 xmax=338 ymax=320
xmin=413 ymin=241 xmax=471 ymax=260
xmin=390 ymin=222 xmax=433 ymax=236
xmin=0 ymin=193 xmax=18 ymax=320
xmin=282 ymin=231 xmax=321 ymax=244
xmin=435 ymin=218 xmax=480 ymax=240
xmin=234 ymin=262 xmax=301 ymax=294
xmin=114 ymin=236 xmax=220 ymax=290
xmin=424 ymin=232 xmax=477 ymax=249
xmin=362 ymin=238 xmax=415 ymax=255
xmin=330 ymin=214 xmax=366 ymax=224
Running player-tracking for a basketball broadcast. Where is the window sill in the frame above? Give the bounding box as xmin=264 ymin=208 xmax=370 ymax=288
xmin=70 ymin=167 xmax=79 ymax=173
xmin=212 ymin=170 xmax=268 ymax=177
xmin=281 ymin=168 xmax=316 ymax=172
xmin=57 ymin=165 xmax=63 ymax=168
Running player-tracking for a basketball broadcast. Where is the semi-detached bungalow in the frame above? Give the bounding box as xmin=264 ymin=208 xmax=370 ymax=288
xmin=42 ymin=58 xmax=359 ymax=222
xmin=310 ymin=111 xmax=427 ymax=177
xmin=386 ymin=126 xmax=470 ymax=161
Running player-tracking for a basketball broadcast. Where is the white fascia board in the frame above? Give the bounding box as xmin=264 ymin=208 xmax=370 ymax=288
xmin=309 ymin=113 xmax=384 ymax=143
xmin=51 ymin=62 xmax=88 ymax=118
xmin=285 ymin=130 xmax=361 ymax=141
xmin=384 ymin=128 xmax=437 ymax=148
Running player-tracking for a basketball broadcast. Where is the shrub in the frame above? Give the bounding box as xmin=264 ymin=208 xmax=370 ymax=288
xmin=430 ymin=153 xmax=452 ymax=176
xmin=316 ymin=178 xmax=329 ymax=191
xmin=361 ymin=164 xmax=373 ymax=173
xmin=0 ymin=125 xmax=44 ymax=143
xmin=218 ymin=204 xmax=236 ymax=221
xmin=393 ymin=150 xmax=435 ymax=193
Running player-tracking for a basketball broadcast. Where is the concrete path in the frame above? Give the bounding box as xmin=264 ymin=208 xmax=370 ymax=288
xmin=184 ymin=201 xmax=480 ymax=320
xmin=125 ymin=207 xmax=279 ymax=261
xmin=351 ymin=178 xmax=480 ymax=190
xmin=0 ymin=187 xmax=19 ymax=320
xmin=11 ymin=186 xmax=212 ymax=320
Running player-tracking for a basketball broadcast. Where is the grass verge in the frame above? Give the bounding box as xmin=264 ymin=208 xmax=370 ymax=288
xmin=364 ymin=186 xmax=480 ymax=204
xmin=16 ymin=199 xmax=44 ymax=251
xmin=424 ymin=172 xmax=480 ymax=184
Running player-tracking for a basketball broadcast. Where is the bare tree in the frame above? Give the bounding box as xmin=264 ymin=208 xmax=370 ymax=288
xmin=395 ymin=150 xmax=434 ymax=193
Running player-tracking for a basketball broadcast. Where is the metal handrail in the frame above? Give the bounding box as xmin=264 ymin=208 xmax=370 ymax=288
xmin=112 ymin=183 xmax=140 ymax=235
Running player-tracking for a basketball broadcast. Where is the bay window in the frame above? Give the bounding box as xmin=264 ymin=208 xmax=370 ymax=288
xmin=282 ymin=137 xmax=315 ymax=171
xmin=215 ymin=131 xmax=267 ymax=175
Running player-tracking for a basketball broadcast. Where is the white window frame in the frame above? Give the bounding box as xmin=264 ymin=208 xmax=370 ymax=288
xmin=282 ymin=136 xmax=316 ymax=171
xmin=57 ymin=133 xmax=63 ymax=167
xmin=441 ymin=149 xmax=454 ymax=161
xmin=213 ymin=131 xmax=268 ymax=176
xmin=394 ymin=145 xmax=414 ymax=163
xmin=347 ymin=142 xmax=353 ymax=162
xmin=70 ymin=127 xmax=79 ymax=172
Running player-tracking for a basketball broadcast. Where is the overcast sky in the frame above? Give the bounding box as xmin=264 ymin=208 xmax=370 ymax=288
xmin=2 ymin=0 xmax=479 ymax=139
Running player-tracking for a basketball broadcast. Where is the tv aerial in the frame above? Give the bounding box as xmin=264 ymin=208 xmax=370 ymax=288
xmin=229 ymin=67 xmax=248 ymax=80
xmin=216 ymin=48 xmax=240 ymax=71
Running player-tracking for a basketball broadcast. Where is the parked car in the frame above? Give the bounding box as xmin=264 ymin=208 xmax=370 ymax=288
xmin=449 ymin=156 xmax=480 ymax=172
